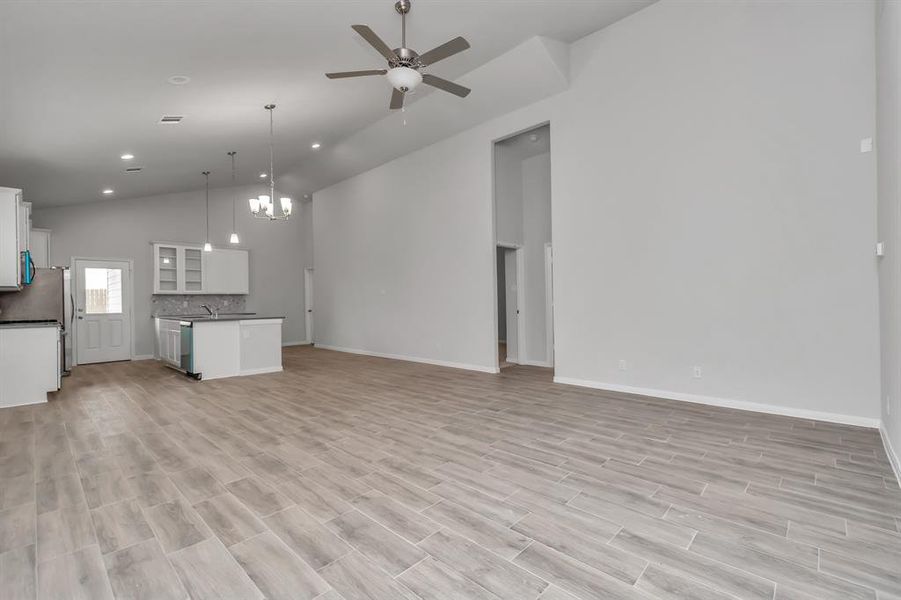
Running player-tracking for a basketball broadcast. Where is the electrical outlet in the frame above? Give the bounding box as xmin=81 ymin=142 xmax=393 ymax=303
xmin=618 ymin=360 xmax=627 ymax=371
xmin=693 ymin=366 xmax=702 ymax=378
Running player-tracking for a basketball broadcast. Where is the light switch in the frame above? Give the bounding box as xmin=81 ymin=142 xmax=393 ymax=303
xmin=876 ymin=241 xmax=885 ymax=257
xmin=861 ymin=138 xmax=873 ymax=153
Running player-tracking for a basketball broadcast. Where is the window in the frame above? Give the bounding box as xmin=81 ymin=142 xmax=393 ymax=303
xmin=84 ymin=267 xmax=123 ymax=314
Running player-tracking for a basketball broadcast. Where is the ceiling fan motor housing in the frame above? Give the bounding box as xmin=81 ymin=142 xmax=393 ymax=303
xmin=390 ymin=47 xmax=421 ymax=69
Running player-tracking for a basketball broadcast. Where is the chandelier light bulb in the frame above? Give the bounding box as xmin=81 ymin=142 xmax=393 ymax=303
xmin=203 ymin=242 xmax=212 ymax=252
xmin=229 ymin=232 xmax=240 ymax=244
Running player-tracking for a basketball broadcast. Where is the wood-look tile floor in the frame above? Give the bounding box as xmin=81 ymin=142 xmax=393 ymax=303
xmin=1 ymin=346 xmax=899 ymax=600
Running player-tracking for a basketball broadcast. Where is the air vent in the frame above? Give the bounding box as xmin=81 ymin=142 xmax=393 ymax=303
xmin=158 ymin=115 xmax=184 ymax=124
xmin=125 ymin=167 xmax=143 ymax=173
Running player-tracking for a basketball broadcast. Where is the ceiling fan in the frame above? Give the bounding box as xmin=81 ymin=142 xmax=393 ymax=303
xmin=325 ymin=0 xmax=471 ymax=110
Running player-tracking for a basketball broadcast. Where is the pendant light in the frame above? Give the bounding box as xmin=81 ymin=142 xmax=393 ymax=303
xmin=227 ymin=151 xmax=240 ymax=244
xmin=202 ymin=171 xmax=212 ymax=252
xmin=249 ymin=104 xmax=292 ymax=221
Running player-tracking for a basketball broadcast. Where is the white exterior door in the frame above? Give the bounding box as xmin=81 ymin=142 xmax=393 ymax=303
xmin=304 ymin=268 xmax=314 ymax=344
xmin=75 ymin=259 xmax=132 ymax=364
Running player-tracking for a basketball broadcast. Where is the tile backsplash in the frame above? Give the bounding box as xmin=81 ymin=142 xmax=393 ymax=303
xmin=151 ymin=295 xmax=247 ymax=316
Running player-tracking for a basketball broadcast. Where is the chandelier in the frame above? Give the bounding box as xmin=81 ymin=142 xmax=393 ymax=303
xmin=249 ymin=104 xmax=292 ymax=220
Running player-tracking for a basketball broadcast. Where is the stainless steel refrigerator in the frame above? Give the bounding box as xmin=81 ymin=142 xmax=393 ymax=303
xmin=0 ymin=267 xmax=72 ymax=375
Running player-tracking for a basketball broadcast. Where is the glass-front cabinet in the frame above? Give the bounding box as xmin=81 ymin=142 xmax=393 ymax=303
xmin=153 ymin=243 xmax=205 ymax=294
xmin=156 ymin=246 xmax=178 ymax=292
xmin=183 ymin=248 xmax=203 ymax=292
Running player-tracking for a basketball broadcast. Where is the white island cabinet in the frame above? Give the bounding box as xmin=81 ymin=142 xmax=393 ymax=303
xmin=154 ymin=315 xmax=283 ymax=380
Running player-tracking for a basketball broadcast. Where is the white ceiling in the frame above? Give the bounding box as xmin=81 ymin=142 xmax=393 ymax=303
xmin=0 ymin=0 xmax=652 ymax=208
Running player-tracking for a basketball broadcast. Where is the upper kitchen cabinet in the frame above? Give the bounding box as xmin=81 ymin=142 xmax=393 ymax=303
xmin=0 ymin=187 xmax=25 ymax=290
xmin=205 ymin=248 xmax=249 ymax=294
xmin=152 ymin=242 xmax=248 ymax=295
xmin=30 ymin=228 xmax=51 ymax=268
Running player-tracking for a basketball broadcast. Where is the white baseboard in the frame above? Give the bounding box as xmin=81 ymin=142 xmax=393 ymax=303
xmin=552 ymin=376 xmax=881 ymax=429
xmin=316 ymin=344 xmax=499 ymax=374
xmin=880 ymin=424 xmax=901 ymax=486
xmin=132 ymin=354 xmax=155 ymax=361
xmin=282 ymin=340 xmax=310 ymax=347
xmin=522 ymin=359 xmax=554 ymax=368
xmin=238 ymin=366 xmax=284 ymax=376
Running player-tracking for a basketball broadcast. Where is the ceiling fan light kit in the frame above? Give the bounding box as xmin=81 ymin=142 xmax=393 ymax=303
xmin=387 ymin=66 xmax=422 ymax=92
xmin=325 ymin=0 xmax=472 ymax=110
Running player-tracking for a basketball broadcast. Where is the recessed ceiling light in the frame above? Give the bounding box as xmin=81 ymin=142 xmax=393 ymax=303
xmin=120 ymin=153 xmax=134 ymax=160
xmin=259 ymin=172 xmax=267 ymax=178
xmin=102 ymin=189 xmax=114 ymax=195
xmin=167 ymin=75 xmax=191 ymax=85
xmin=529 ymin=134 xmax=539 ymax=143
xmin=311 ymin=142 xmax=321 ymax=149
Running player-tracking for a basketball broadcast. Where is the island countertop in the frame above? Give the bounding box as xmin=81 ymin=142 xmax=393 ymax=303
xmin=153 ymin=314 xmax=285 ymax=323
xmin=0 ymin=320 xmax=61 ymax=330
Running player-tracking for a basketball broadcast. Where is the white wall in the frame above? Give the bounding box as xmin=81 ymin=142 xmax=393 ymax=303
xmin=522 ymin=152 xmax=552 ymax=365
xmin=313 ymin=130 xmax=500 ymax=371
xmin=552 ymin=0 xmax=880 ymax=421
xmin=33 ymin=185 xmax=311 ymax=357
xmin=495 ymin=149 xmax=524 ymax=246
xmin=877 ymin=0 xmax=901 ymax=468
xmin=314 ymin=0 xmax=881 ymax=421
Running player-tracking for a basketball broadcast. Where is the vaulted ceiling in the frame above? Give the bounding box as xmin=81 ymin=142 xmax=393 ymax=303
xmin=0 ymin=0 xmax=653 ymax=208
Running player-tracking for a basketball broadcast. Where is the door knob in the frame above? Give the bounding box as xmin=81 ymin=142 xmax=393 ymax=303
xmin=77 ymin=316 xmax=84 ymax=320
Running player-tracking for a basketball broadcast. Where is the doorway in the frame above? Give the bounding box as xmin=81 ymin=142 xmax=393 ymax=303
xmin=496 ymin=244 xmax=524 ymax=367
xmin=73 ymin=258 xmax=133 ymax=364
xmin=493 ymin=123 xmax=553 ymax=371
xmin=304 ymin=267 xmax=314 ymax=345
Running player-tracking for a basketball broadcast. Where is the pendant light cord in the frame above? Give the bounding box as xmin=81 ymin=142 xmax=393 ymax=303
xmin=203 ymin=171 xmax=210 ymax=242
xmin=267 ymin=105 xmax=276 ymax=202
xmin=228 ymin=151 xmax=237 ymax=232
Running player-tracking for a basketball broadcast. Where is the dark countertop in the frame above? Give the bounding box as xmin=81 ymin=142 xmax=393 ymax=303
xmin=154 ymin=314 xmax=285 ymax=323
xmin=0 ymin=320 xmax=61 ymax=330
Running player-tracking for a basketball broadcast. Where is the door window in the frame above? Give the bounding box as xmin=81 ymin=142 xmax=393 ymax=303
xmin=84 ymin=267 xmax=123 ymax=314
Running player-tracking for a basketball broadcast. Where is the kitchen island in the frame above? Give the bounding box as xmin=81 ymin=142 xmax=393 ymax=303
xmin=154 ymin=314 xmax=284 ymax=380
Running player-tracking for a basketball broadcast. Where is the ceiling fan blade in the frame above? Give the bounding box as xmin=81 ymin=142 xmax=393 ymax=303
xmin=325 ymin=69 xmax=387 ymax=79
xmin=390 ymin=87 xmax=405 ymax=110
xmin=351 ymin=25 xmax=398 ymax=62
xmin=418 ymin=36 xmax=471 ymax=66
xmin=422 ymin=74 xmax=471 ymax=98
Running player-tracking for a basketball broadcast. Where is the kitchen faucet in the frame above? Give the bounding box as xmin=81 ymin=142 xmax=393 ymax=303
xmin=200 ymin=304 xmax=218 ymax=318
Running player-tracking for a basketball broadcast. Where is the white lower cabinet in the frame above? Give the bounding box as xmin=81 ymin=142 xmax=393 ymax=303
xmin=0 ymin=324 xmax=60 ymax=407
xmin=155 ymin=319 xmax=181 ymax=366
